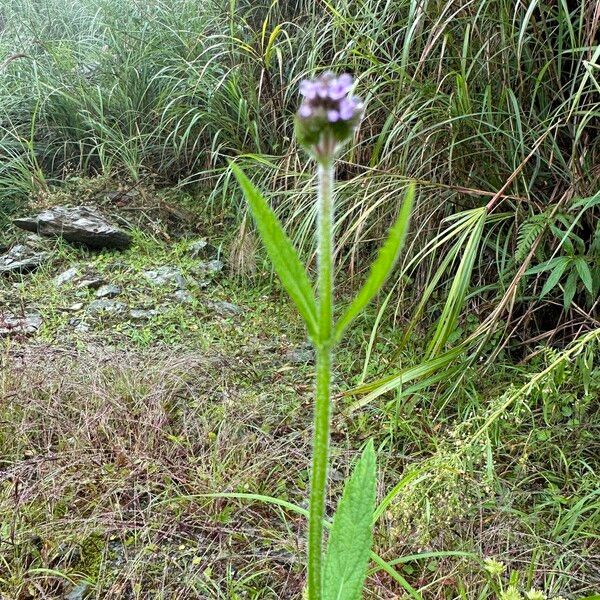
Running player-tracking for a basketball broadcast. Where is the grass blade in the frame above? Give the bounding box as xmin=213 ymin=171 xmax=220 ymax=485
xmin=334 ymin=183 xmax=415 ymax=342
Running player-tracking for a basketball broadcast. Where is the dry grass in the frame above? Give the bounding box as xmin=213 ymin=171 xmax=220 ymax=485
xmin=1 ymin=342 xmax=313 ymax=599
xmin=2 ymin=334 xmax=599 ymax=599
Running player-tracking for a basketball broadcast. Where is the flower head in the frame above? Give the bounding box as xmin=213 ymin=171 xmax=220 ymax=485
xmin=525 ymin=590 xmax=546 ymax=600
xmin=484 ymin=557 xmax=506 ymax=577
xmin=295 ymin=71 xmax=363 ymax=161
xmin=500 ymin=586 xmax=523 ymax=600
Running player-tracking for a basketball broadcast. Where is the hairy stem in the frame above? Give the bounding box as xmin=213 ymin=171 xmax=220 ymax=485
xmin=307 ymin=158 xmax=334 ymax=600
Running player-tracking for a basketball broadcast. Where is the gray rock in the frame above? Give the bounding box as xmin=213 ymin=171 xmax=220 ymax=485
xmin=65 ymin=583 xmax=89 ymax=600
xmin=87 ymin=299 xmax=125 ymax=314
xmin=0 ymin=244 xmax=48 ymax=275
xmin=129 ymin=308 xmax=159 ymax=320
xmin=173 ymin=290 xmax=193 ymax=304
xmin=285 ymin=343 xmax=315 ymax=365
xmin=14 ymin=206 xmax=131 ymax=250
xmin=194 ymin=259 xmax=224 ymax=276
xmin=144 ymin=266 xmax=187 ymax=289
xmin=95 ymin=284 xmax=121 ymax=299
xmin=77 ymin=277 xmax=105 ymax=290
xmin=0 ymin=313 xmax=42 ymax=336
xmin=53 ymin=267 xmax=78 ymax=286
xmin=193 ymin=259 xmax=225 ymax=288
xmin=206 ymin=300 xmax=242 ymax=316
xmin=69 ymin=318 xmax=90 ymax=332
xmin=189 ymin=238 xmax=219 ymax=259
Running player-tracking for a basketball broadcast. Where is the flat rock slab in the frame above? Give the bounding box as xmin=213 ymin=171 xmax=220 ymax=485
xmin=0 ymin=244 xmax=48 ymax=275
xmin=0 ymin=313 xmax=43 ymax=336
xmin=14 ymin=206 xmax=131 ymax=250
xmin=95 ymin=284 xmax=121 ymax=299
xmin=144 ymin=266 xmax=187 ymax=289
xmin=88 ymin=299 xmax=125 ymax=314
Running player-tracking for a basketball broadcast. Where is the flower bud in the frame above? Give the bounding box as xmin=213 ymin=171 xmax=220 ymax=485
xmin=295 ymin=71 xmax=363 ymax=161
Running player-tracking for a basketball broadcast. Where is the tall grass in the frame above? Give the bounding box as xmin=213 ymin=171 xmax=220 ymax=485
xmin=0 ymin=0 xmax=597 ymax=340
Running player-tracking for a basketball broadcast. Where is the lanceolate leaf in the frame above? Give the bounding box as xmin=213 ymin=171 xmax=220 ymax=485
xmin=574 ymin=257 xmax=593 ymax=294
xmin=334 ymin=184 xmax=415 ymax=342
xmin=323 ymin=441 xmax=377 ymax=600
xmin=540 ymin=258 xmax=570 ymax=297
xmin=563 ymin=269 xmax=578 ymax=311
xmin=231 ymin=163 xmax=318 ymax=339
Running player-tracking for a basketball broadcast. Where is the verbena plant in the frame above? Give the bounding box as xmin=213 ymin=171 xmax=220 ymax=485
xmin=232 ymin=72 xmax=415 ymax=600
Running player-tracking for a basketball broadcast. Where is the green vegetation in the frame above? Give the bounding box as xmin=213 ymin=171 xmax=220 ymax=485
xmin=0 ymin=0 xmax=598 ymax=599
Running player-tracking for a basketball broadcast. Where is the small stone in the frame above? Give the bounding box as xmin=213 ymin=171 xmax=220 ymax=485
xmin=173 ymin=290 xmax=193 ymax=304
xmin=53 ymin=267 xmax=79 ymax=286
xmin=129 ymin=308 xmax=158 ymax=320
xmin=144 ymin=266 xmax=187 ymax=289
xmin=189 ymin=239 xmax=219 ymax=259
xmin=69 ymin=319 xmax=90 ymax=333
xmin=0 ymin=313 xmax=43 ymax=336
xmin=206 ymin=300 xmax=242 ymax=316
xmin=285 ymin=343 xmax=315 ymax=365
xmin=68 ymin=302 xmax=85 ymax=311
xmin=88 ymin=299 xmax=125 ymax=314
xmin=65 ymin=582 xmax=89 ymax=600
xmin=194 ymin=259 xmax=224 ymax=276
xmin=77 ymin=278 xmax=105 ymax=290
xmin=95 ymin=284 xmax=121 ymax=299
xmin=0 ymin=245 xmax=48 ymax=275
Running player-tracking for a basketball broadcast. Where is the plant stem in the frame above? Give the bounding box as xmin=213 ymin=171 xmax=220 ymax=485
xmin=308 ymin=158 xmax=334 ymax=600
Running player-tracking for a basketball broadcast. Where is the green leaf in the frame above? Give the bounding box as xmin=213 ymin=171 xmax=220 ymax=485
xmin=231 ymin=162 xmax=318 ymax=339
xmin=323 ymin=441 xmax=377 ymax=600
xmin=563 ymin=269 xmax=578 ymax=311
xmin=540 ymin=259 xmax=570 ymax=297
xmin=334 ymin=183 xmax=415 ymax=342
xmin=570 ymin=191 xmax=600 ymax=211
xmin=183 ymin=490 xmax=421 ymax=599
xmin=345 ymin=345 xmax=463 ymax=412
xmin=525 ymin=256 xmax=568 ymax=275
xmin=574 ymin=257 xmax=593 ymax=294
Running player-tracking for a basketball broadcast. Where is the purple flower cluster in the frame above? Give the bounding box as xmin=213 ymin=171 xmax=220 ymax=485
xmin=298 ymin=72 xmax=363 ymax=125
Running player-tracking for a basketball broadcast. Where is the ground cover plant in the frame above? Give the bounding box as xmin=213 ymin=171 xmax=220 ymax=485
xmin=0 ymin=0 xmax=599 ymax=599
